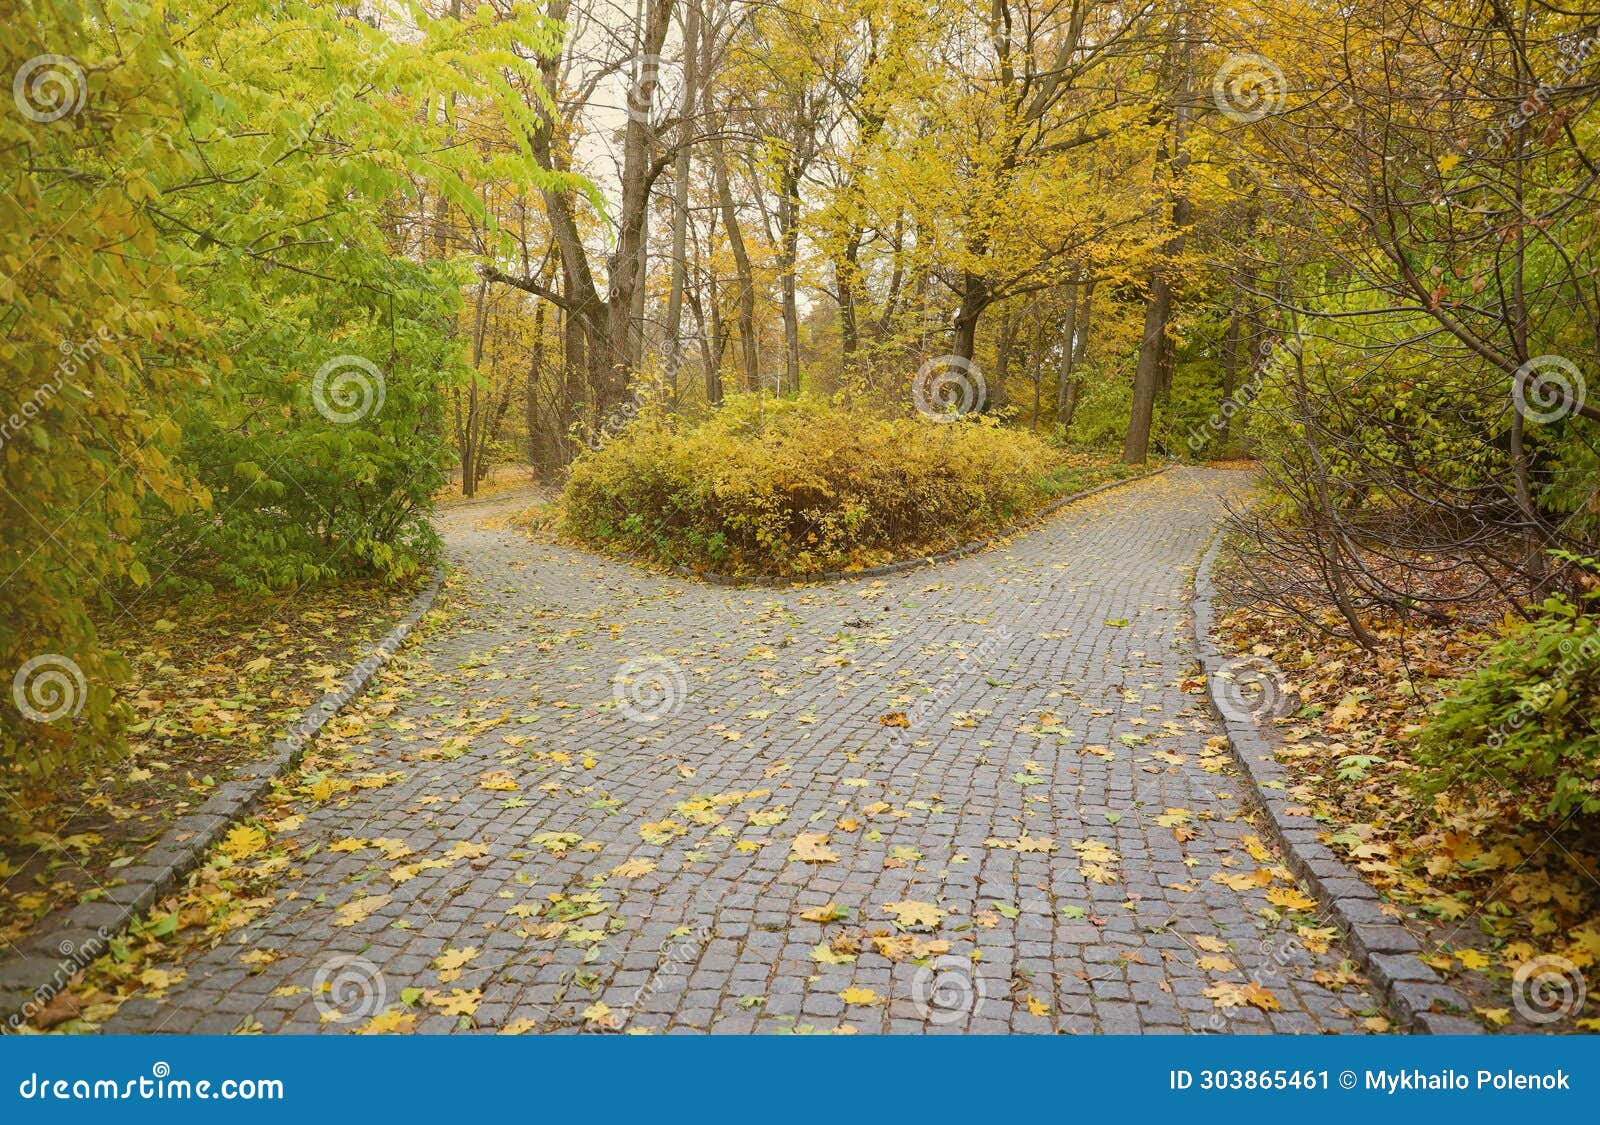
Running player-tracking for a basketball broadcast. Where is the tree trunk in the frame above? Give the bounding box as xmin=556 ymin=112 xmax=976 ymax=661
xmin=605 ymin=0 xmax=676 ymax=398
xmin=711 ymin=137 xmax=759 ymax=391
xmin=1122 ymin=15 xmax=1193 ymax=464
xmin=950 ymin=272 xmax=989 ymax=365
xmin=662 ymin=0 xmax=701 ymax=394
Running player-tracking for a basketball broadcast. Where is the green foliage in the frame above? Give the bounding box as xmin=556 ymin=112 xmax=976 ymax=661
xmin=149 ymin=257 xmax=456 ymax=592
xmin=563 ymin=395 xmax=1066 ymax=576
xmin=2 ymin=0 xmax=561 ymax=770
xmin=1418 ymin=592 xmax=1600 ymax=824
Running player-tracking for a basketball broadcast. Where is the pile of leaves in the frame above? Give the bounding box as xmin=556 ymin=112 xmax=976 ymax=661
xmin=562 ymin=394 xmax=1134 ymax=577
xmin=1215 ymin=545 xmax=1600 ymax=1031
xmin=0 ymin=578 xmax=424 ymax=949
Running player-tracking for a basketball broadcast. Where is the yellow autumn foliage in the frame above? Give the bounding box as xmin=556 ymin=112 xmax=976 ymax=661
xmin=562 ymin=394 xmax=1111 ymax=577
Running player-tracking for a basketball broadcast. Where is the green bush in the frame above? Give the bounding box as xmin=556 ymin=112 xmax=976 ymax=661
xmin=1418 ymin=593 xmax=1600 ymax=823
xmin=562 ymin=395 xmax=1069 ymax=576
xmin=144 ymin=257 xmax=453 ymax=594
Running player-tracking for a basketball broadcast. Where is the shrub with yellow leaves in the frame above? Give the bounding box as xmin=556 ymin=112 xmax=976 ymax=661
xmin=562 ymin=394 xmax=1110 ymax=577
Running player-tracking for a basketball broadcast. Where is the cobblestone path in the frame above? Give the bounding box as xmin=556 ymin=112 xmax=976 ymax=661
xmin=104 ymin=468 xmax=1382 ymax=1034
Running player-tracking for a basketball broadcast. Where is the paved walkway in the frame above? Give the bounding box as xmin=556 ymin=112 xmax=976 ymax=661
xmin=104 ymin=468 xmax=1380 ymax=1033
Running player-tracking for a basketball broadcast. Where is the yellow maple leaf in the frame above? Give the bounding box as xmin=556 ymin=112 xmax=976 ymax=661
xmin=839 ymin=986 xmax=883 ymax=1006
xmin=791 ymin=832 xmax=840 ymax=864
xmin=640 ymin=820 xmax=686 ymax=845
xmin=357 ymin=1009 xmax=418 ymax=1034
xmin=883 ymin=900 xmax=943 ymax=931
xmin=478 ymin=770 xmax=520 ymax=792
xmin=800 ymin=902 xmax=847 ymax=923
xmin=1197 ymin=955 xmax=1237 ymax=972
xmin=429 ymin=988 xmax=481 ymax=1017
xmin=610 ymin=858 xmax=657 ymax=879
xmin=220 ymin=824 xmax=267 ymax=861
xmin=432 ymin=946 xmax=479 ymax=973
xmin=531 ymin=831 xmax=582 ymax=854
xmin=1193 ymin=936 xmax=1229 ymax=953
xmin=582 ymin=1001 xmax=619 ymax=1028
xmin=332 ymin=894 xmax=391 ymax=927
xmin=370 ymin=837 xmax=412 ymax=860
xmin=1264 ymin=886 xmax=1318 ymax=912
xmin=811 ymin=942 xmax=855 ymax=965
xmin=1213 ymin=869 xmax=1275 ymax=891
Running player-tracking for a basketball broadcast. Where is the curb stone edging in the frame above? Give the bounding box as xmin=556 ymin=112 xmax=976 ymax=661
xmin=677 ymin=464 xmax=1173 ymax=588
xmin=1191 ymin=530 xmax=1482 ymax=1035
xmin=0 ymin=566 xmax=448 ymax=1031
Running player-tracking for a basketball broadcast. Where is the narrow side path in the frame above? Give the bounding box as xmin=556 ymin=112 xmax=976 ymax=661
xmin=104 ymin=468 xmax=1381 ymax=1034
